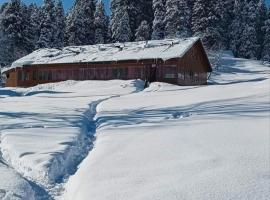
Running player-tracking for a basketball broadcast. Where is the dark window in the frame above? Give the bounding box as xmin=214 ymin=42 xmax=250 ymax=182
xmin=33 ymin=70 xmax=37 ymax=81
xmin=20 ymin=71 xmax=29 ymax=81
xmin=112 ymin=68 xmax=128 ymax=79
xmin=38 ymin=71 xmax=42 ymax=80
xmin=48 ymin=71 xmax=52 ymax=80
xmin=6 ymin=73 xmax=9 ymax=79
xmin=163 ymin=66 xmax=177 ymax=79
xmin=189 ymin=71 xmax=194 ymax=78
xmin=18 ymin=71 xmax=22 ymax=80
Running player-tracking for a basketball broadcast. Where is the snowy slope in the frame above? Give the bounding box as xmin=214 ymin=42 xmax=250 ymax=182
xmin=0 ymin=80 xmax=144 ymax=198
xmin=0 ymin=53 xmax=269 ymax=200
xmin=63 ymin=54 xmax=270 ymax=200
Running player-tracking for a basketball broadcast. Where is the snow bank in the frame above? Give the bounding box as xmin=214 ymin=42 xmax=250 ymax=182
xmin=0 ymin=80 xmax=144 ymax=197
xmin=0 ymin=163 xmax=36 ymax=200
xmin=63 ymin=56 xmax=270 ymax=200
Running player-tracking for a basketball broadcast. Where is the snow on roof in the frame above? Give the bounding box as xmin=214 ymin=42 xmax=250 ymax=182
xmin=4 ymin=37 xmax=200 ymax=72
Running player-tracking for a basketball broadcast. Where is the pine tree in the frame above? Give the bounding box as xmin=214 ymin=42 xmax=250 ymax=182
xmin=94 ymin=0 xmax=109 ymax=44
xmin=164 ymin=0 xmax=181 ymax=38
xmin=0 ymin=3 xmax=8 ymax=13
xmin=262 ymin=8 xmax=270 ymax=61
xmin=230 ymin=0 xmax=244 ymax=56
xmin=256 ymin=0 xmax=268 ymax=59
xmin=65 ymin=0 xmax=96 ymax=46
xmin=36 ymin=0 xmax=55 ymax=48
xmin=28 ymin=3 xmax=41 ymax=50
xmin=20 ymin=4 xmax=36 ymax=54
xmin=165 ymin=0 xmax=192 ymax=38
xmin=216 ymin=0 xmax=234 ymax=49
xmin=54 ymin=0 xmax=65 ymax=48
xmin=192 ymin=0 xmax=222 ymax=49
xmin=141 ymin=0 xmax=153 ymax=26
xmin=152 ymin=0 xmax=166 ymax=40
xmin=237 ymin=0 xmax=259 ymax=59
xmin=135 ymin=20 xmax=150 ymax=41
xmin=110 ymin=0 xmax=132 ymax=42
xmin=110 ymin=0 xmax=152 ymax=42
xmin=0 ymin=25 xmax=13 ymax=66
xmin=192 ymin=0 xmax=209 ymax=37
xmin=0 ymin=0 xmax=26 ymax=63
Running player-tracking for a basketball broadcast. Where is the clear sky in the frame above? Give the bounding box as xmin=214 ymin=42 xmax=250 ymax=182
xmin=0 ymin=0 xmax=110 ymax=13
xmin=0 ymin=0 xmax=269 ymax=13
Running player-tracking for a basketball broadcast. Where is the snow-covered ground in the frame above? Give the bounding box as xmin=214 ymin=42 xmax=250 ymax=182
xmin=0 ymin=53 xmax=269 ymax=199
xmin=0 ymin=80 xmax=144 ymax=199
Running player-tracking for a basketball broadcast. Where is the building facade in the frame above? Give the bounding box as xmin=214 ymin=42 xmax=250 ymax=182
xmin=3 ymin=38 xmax=212 ymax=87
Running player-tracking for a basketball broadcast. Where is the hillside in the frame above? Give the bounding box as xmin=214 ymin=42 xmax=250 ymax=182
xmin=0 ymin=53 xmax=269 ymax=199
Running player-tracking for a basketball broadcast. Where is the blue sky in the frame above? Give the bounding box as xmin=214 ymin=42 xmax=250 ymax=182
xmin=0 ymin=0 xmax=269 ymax=13
xmin=0 ymin=0 xmax=110 ymax=13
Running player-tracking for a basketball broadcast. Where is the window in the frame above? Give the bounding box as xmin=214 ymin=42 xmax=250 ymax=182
xmin=163 ymin=65 xmax=177 ymax=79
xmin=112 ymin=68 xmax=128 ymax=79
xmin=164 ymin=73 xmax=176 ymax=79
xmin=33 ymin=70 xmax=37 ymax=81
xmin=37 ymin=70 xmax=52 ymax=81
xmin=20 ymin=71 xmax=29 ymax=81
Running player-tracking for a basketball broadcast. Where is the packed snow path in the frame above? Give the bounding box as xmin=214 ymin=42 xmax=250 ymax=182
xmin=0 ymin=80 xmax=144 ymax=199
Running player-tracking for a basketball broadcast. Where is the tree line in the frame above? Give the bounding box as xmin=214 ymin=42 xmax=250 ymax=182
xmin=0 ymin=0 xmax=269 ymax=67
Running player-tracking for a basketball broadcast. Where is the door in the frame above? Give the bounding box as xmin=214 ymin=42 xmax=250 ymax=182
xmin=146 ymin=64 xmax=157 ymax=82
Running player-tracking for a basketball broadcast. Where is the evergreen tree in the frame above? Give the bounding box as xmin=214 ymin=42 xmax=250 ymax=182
xmin=135 ymin=20 xmax=151 ymax=41
xmin=54 ymin=0 xmax=65 ymax=48
xmin=94 ymin=0 xmax=109 ymax=44
xmin=28 ymin=3 xmax=41 ymax=50
xmin=0 ymin=0 xmax=26 ymax=63
xmin=20 ymin=4 xmax=36 ymax=54
xmin=125 ymin=0 xmax=139 ymax=40
xmin=0 ymin=25 xmax=13 ymax=66
xmin=216 ymin=0 xmax=234 ymax=49
xmin=165 ymin=0 xmax=192 ymax=38
xmin=0 ymin=2 xmax=8 ymax=14
xmin=110 ymin=0 xmax=152 ymax=42
xmin=230 ymin=0 xmax=244 ymax=56
xmin=36 ymin=0 xmax=56 ymax=48
xmin=262 ymin=8 xmax=270 ymax=61
xmin=238 ymin=0 xmax=259 ymax=59
xmin=152 ymin=0 xmax=166 ymax=40
xmin=65 ymin=0 xmax=96 ymax=46
xmin=164 ymin=0 xmax=181 ymax=38
xmin=141 ymin=0 xmax=153 ymax=26
xmin=110 ymin=0 xmax=132 ymax=42
xmin=192 ymin=0 xmax=222 ymax=49
xmin=256 ymin=0 xmax=268 ymax=59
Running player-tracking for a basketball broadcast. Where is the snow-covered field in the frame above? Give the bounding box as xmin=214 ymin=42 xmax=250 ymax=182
xmin=0 ymin=53 xmax=269 ymax=199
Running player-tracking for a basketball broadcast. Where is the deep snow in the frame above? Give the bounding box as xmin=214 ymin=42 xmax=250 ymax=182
xmin=63 ymin=54 xmax=270 ymax=200
xmin=0 ymin=80 xmax=144 ymax=198
xmin=0 ymin=53 xmax=269 ymax=200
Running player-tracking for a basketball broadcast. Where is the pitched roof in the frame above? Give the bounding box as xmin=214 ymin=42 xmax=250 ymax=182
xmin=3 ymin=37 xmax=202 ymax=72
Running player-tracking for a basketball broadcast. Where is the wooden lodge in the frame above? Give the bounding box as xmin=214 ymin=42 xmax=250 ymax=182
xmin=2 ymin=37 xmax=212 ymax=87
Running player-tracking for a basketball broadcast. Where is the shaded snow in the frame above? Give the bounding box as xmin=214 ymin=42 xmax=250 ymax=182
xmin=0 ymin=162 xmax=35 ymax=200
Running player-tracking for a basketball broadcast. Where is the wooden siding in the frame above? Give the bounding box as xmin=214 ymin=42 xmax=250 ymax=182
xmin=4 ymin=40 xmax=211 ymax=87
xmin=5 ymin=70 xmax=18 ymax=87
